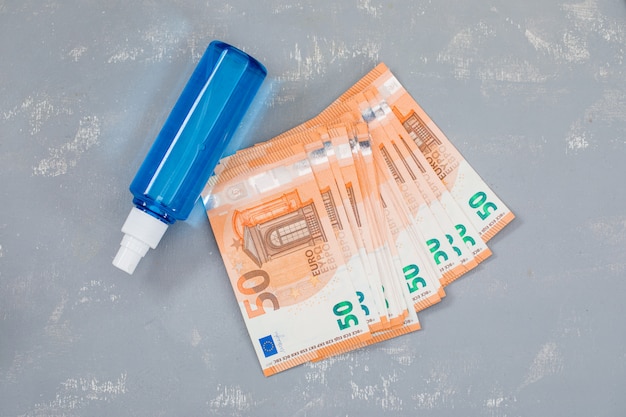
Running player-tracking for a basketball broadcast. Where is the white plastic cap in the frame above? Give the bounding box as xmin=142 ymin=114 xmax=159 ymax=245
xmin=113 ymin=207 xmax=169 ymax=274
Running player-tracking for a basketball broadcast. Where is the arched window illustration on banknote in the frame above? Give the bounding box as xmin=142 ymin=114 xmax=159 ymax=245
xmin=232 ymin=190 xmax=328 ymax=267
xmin=392 ymin=107 xmax=441 ymax=154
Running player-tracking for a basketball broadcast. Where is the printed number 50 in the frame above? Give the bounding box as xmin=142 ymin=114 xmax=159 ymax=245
xmin=469 ymin=191 xmax=497 ymax=220
xmin=237 ymin=270 xmax=280 ymax=319
xmin=403 ymin=264 xmax=426 ymax=293
xmin=333 ymin=301 xmax=359 ymax=330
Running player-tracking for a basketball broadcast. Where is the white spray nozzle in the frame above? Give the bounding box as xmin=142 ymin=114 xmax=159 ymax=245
xmin=113 ymin=207 xmax=169 ymax=274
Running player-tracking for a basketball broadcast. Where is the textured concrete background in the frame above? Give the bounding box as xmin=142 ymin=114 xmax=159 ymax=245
xmin=1 ymin=0 xmax=626 ymax=416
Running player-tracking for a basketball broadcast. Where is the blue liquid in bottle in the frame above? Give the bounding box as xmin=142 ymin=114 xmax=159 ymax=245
xmin=113 ymin=41 xmax=267 ymax=274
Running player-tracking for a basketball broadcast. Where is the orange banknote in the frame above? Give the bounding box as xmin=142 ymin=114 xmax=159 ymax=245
xmin=327 ymin=125 xmax=409 ymax=329
xmin=358 ymin=66 xmax=515 ymax=242
xmin=302 ymin=138 xmax=385 ymax=333
xmin=267 ymin=63 xmax=514 ymax=243
xmin=349 ymin=122 xmax=445 ymax=310
xmin=203 ymin=62 xmax=514 ymax=376
xmin=362 ymin=88 xmax=493 ymax=285
xmin=205 ymin=151 xmax=372 ymax=376
xmin=364 ymin=111 xmax=467 ymax=284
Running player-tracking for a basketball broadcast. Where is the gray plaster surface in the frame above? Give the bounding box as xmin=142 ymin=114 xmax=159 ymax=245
xmin=1 ymin=0 xmax=625 ymax=416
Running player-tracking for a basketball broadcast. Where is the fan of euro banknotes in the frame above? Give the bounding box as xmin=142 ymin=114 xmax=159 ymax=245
xmin=201 ymin=63 xmax=514 ymax=376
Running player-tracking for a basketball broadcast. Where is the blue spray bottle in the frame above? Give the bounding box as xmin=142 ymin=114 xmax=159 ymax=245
xmin=113 ymin=41 xmax=267 ymax=274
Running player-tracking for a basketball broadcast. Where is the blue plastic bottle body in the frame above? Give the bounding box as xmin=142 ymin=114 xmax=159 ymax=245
xmin=130 ymin=41 xmax=267 ymax=224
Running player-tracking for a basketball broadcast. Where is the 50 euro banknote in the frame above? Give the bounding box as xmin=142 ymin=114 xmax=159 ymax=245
xmin=204 ymin=151 xmax=373 ymax=376
xmin=271 ymin=63 xmax=514 ymax=243
xmin=355 ymin=66 xmax=515 ymax=242
xmin=203 ymin=62 xmax=515 ymax=376
xmin=357 ymin=90 xmax=493 ymax=286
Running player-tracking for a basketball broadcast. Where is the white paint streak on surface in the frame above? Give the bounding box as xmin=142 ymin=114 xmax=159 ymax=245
xmin=292 ymin=397 xmax=326 ymax=415
xmin=281 ymin=37 xmax=381 ymax=83
xmin=30 ymin=99 xmax=56 ymax=135
xmin=350 ymin=371 xmax=403 ymax=411
xmin=141 ymin=24 xmax=187 ymax=63
xmin=524 ymin=29 xmax=552 ymax=55
xmin=272 ymin=2 xmax=303 ymax=14
xmin=327 ymin=38 xmax=381 ymax=63
xmin=380 ymin=342 xmax=414 ymax=366
xmin=357 ymin=0 xmax=382 ymax=18
xmin=5 ymin=350 xmax=36 ymax=384
xmin=44 ymin=295 xmax=73 ymax=343
xmin=74 ymin=279 xmax=120 ymax=307
xmin=587 ymin=89 xmax=626 ymax=124
xmin=526 ymin=0 xmax=626 ymax=66
xmin=303 ymin=352 xmax=350 ymax=385
xmin=29 ymin=373 xmax=127 ymax=414
xmin=556 ymin=308 xmax=584 ymax=339
xmin=483 ymin=382 xmax=517 ymax=411
xmin=68 ymin=46 xmax=87 ymax=62
xmin=47 ymin=296 xmax=67 ymax=325
xmin=476 ymin=57 xmax=547 ymax=83
xmin=107 ymin=47 xmax=144 ymax=63
xmin=561 ymin=89 xmax=626 ymax=153
xmin=563 ymin=0 xmax=625 ymax=45
xmin=33 ymin=115 xmax=101 ymax=177
xmin=565 ymin=119 xmax=590 ymax=153
xmin=485 ymin=397 xmax=505 ymax=408
xmin=562 ymin=31 xmax=590 ymax=62
xmin=289 ymin=39 xmax=324 ymax=81
xmin=3 ymin=97 xmax=32 ymax=123
xmin=484 ymin=393 xmax=517 ymax=416
xmin=438 ymin=30 xmax=474 ymax=80
xmin=520 ymin=342 xmax=564 ymax=389
xmin=106 ymin=18 xmax=188 ymax=64
xmin=587 ymin=215 xmax=626 ymax=245
xmin=5 ymin=95 xmax=75 ymax=135
xmin=413 ymin=390 xmax=451 ymax=410
xmin=191 ymin=328 xmax=202 ymax=347
xmin=563 ymin=88 xmax=626 ymax=154
xmin=525 ymin=28 xmax=589 ymax=63
xmin=208 ymin=384 xmax=252 ymax=416
xmin=564 ymin=0 xmax=599 ymax=23
xmin=201 ymin=349 xmax=214 ymax=367
xmin=606 ymin=263 xmax=626 ymax=275
xmin=437 ymin=22 xmax=497 ymax=80
xmin=412 ymin=362 xmax=456 ymax=409
xmin=61 ymin=373 xmax=128 ymax=396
